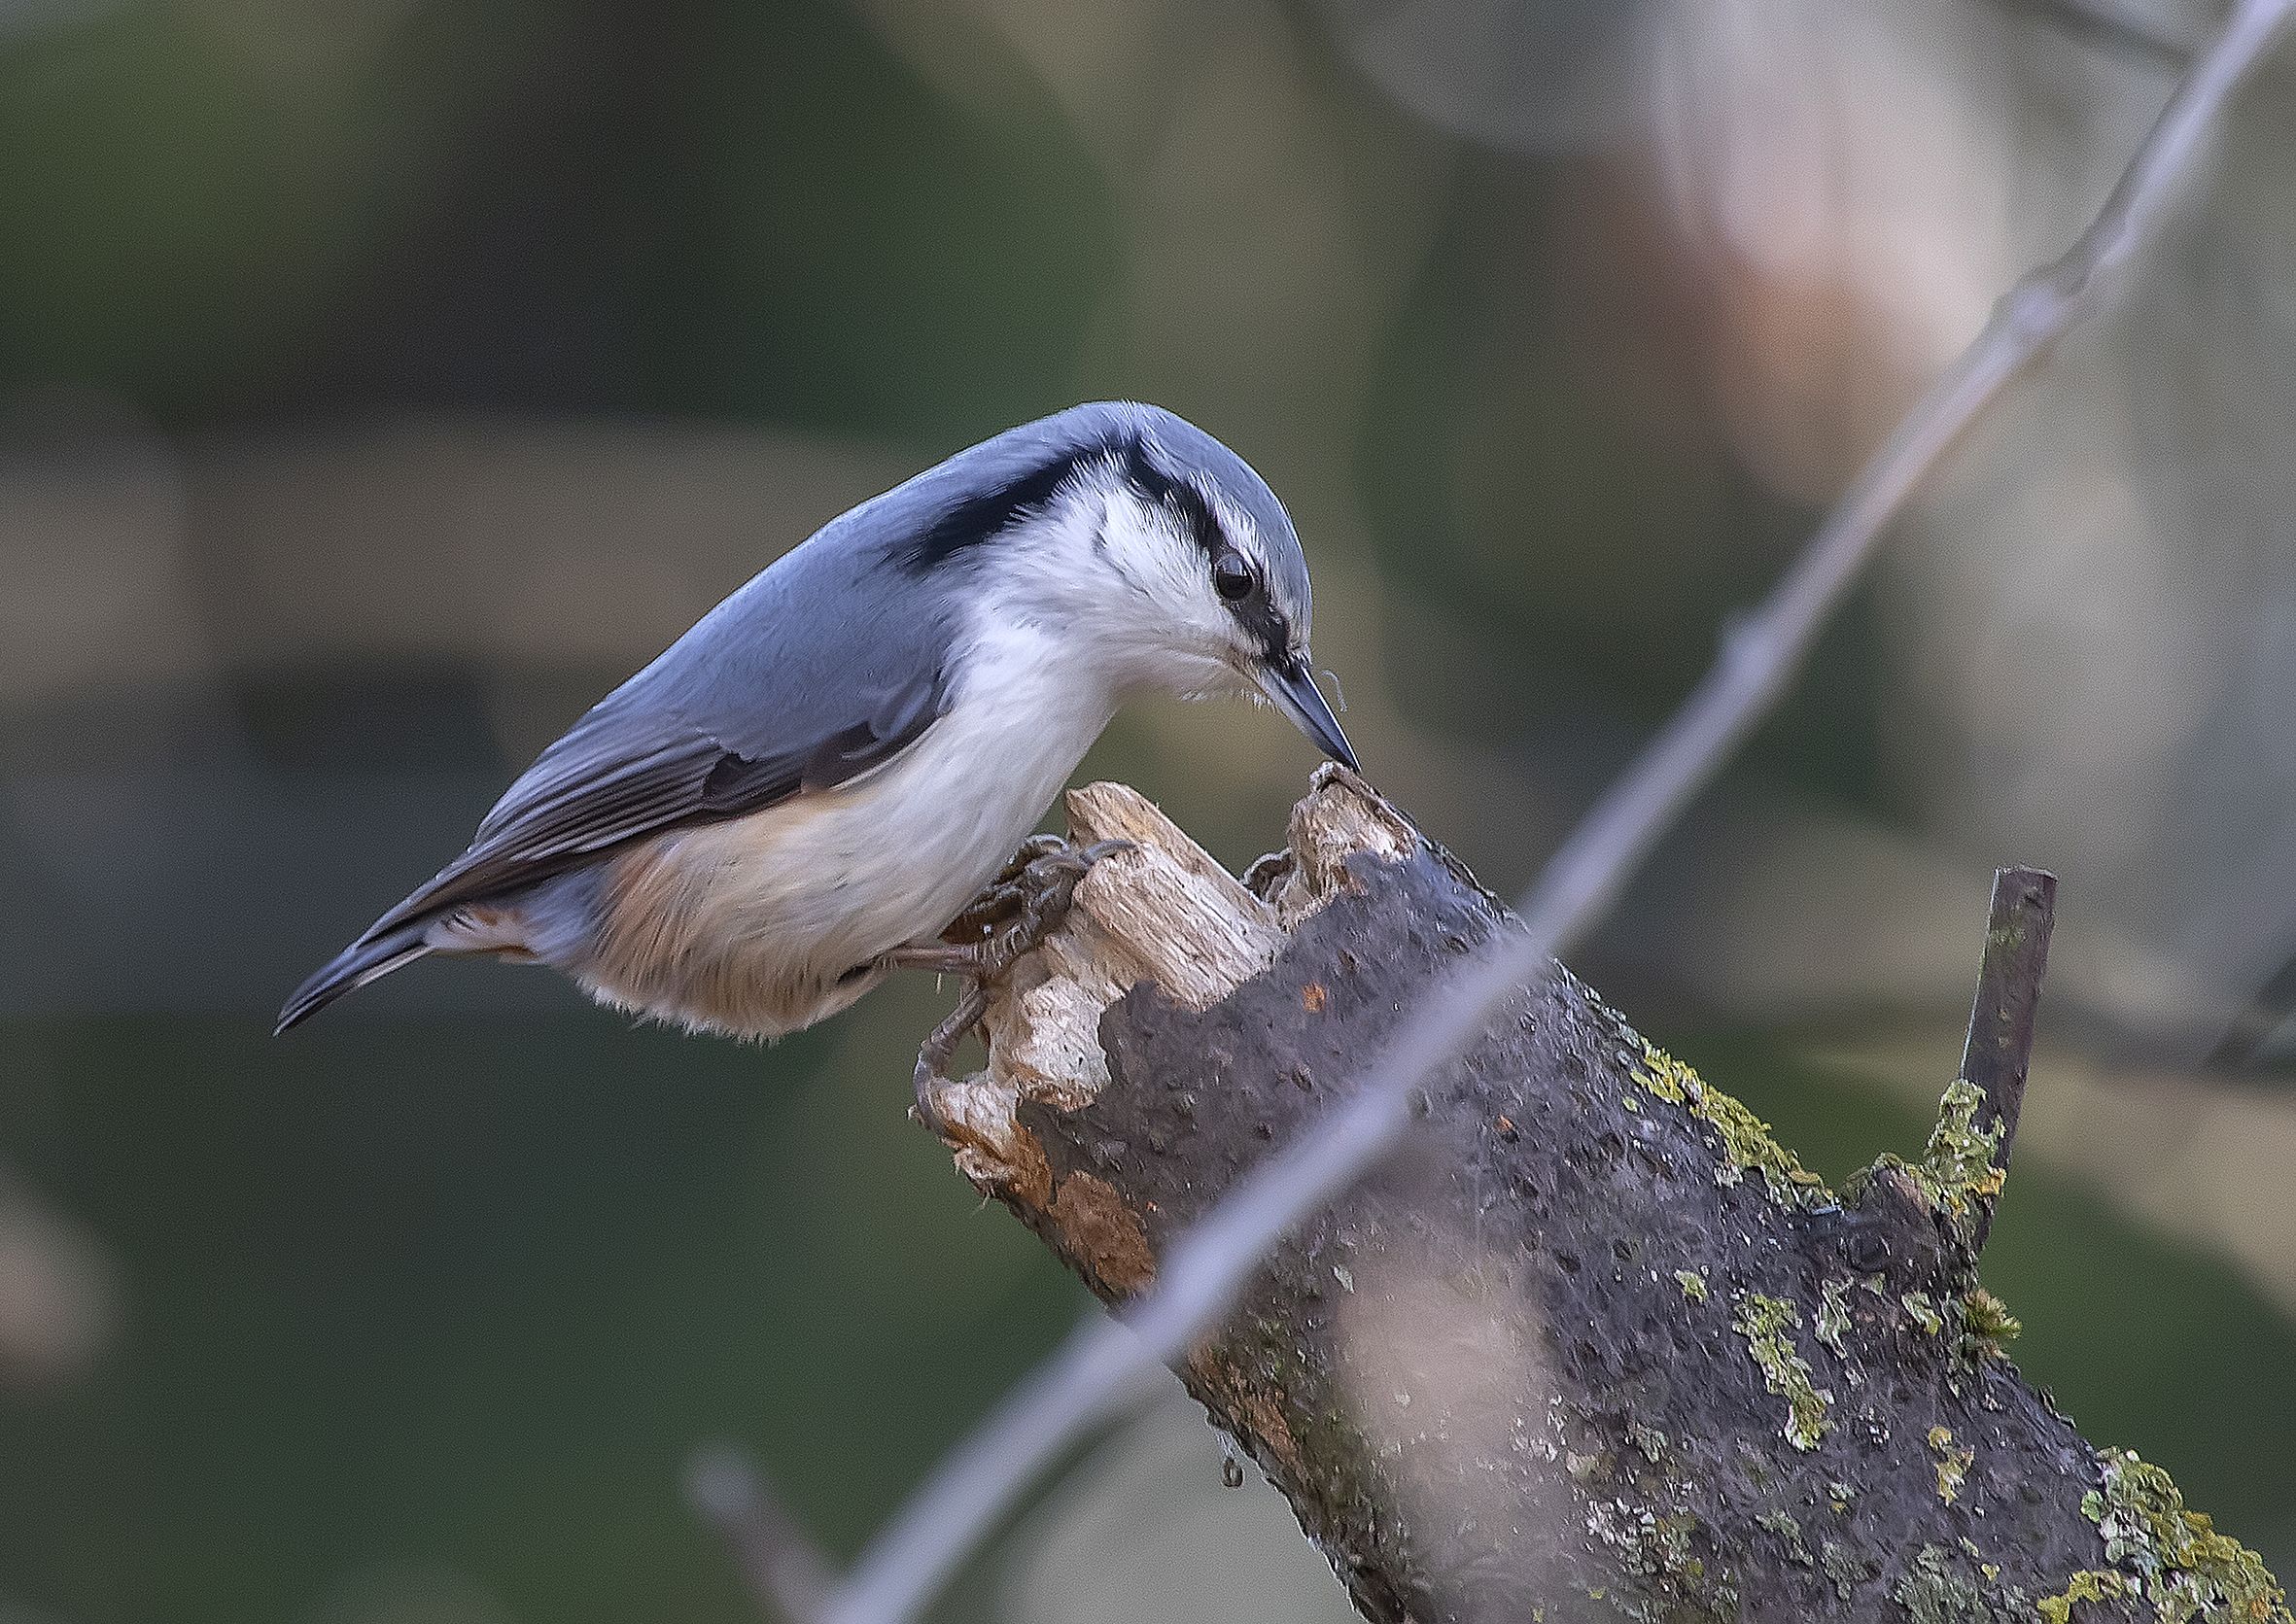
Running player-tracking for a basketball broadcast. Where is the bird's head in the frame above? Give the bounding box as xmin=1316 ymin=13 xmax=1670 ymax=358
xmin=922 ymin=402 xmax=1356 ymax=770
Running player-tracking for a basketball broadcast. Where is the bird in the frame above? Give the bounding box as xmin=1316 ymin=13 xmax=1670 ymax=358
xmin=277 ymin=401 xmax=1357 ymax=1068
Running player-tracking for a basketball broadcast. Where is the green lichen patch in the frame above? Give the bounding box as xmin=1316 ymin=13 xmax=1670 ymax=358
xmin=1917 ymin=1079 xmax=2006 ymax=1212
xmin=1827 ymin=1480 xmax=1858 ymax=1514
xmin=1633 ymin=1042 xmax=1694 ymax=1105
xmin=2035 ymin=1570 xmax=2128 ymax=1623
xmin=1927 ymin=1426 xmax=1975 ymax=1505
xmin=1904 ymin=1291 xmax=1946 ymax=1335
xmin=1892 ymin=1542 xmax=2022 ymax=1622
xmin=1733 ymin=1293 xmax=1833 ymax=1451
xmin=1822 ymin=1539 xmax=1879 ymax=1602
xmin=1757 ymin=1509 xmax=1814 ymax=1567
xmin=1583 ymin=1500 xmax=1728 ymax=1619
xmin=2078 ymin=1448 xmax=2291 ymax=1622
xmin=1648 ymin=1508 xmax=1703 ymax=1585
xmin=1960 ymin=1288 xmax=2022 ymax=1361
xmin=1676 ymin=1268 xmax=1710 ymax=1303
xmin=1630 ymin=1039 xmax=1832 ymax=1206
xmin=1851 ymin=1078 xmax=2011 ymax=1243
xmin=1630 ymin=1422 xmax=1668 ymax=1464
xmin=1817 ymin=1276 xmax=1854 ymax=1355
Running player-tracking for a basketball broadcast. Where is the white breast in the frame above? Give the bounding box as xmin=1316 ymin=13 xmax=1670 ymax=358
xmin=772 ymin=614 xmax=1120 ymax=964
xmin=572 ymin=608 xmax=1120 ymax=1038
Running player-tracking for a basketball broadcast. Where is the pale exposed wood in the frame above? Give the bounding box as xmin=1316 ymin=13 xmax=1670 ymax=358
xmin=1057 ymin=781 xmax=1285 ymax=1012
xmin=932 ymin=768 xmax=1399 ymax=1195
xmin=1265 ymin=767 xmax=1417 ymax=927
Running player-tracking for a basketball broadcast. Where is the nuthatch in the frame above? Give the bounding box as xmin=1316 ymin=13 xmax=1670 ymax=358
xmin=278 ymin=402 xmax=1355 ymax=1063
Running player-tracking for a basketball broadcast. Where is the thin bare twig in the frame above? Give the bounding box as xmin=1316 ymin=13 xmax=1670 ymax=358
xmin=687 ymin=1442 xmax=837 ymax=1624
xmin=709 ymin=9 xmax=2296 ymax=1621
xmin=2005 ymin=0 xmax=2201 ymax=68
xmin=1956 ymin=866 xmax=2058 ymax=1251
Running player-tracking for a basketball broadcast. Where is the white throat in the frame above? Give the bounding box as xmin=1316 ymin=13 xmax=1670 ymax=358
xmin=963 ymin=470 xmax=1249 ymax=704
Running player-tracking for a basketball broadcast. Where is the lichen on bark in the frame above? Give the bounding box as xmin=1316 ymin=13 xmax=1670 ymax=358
xmin=1733 ymin=1294 xmax=1833 ymax=1452
xmin=2082 ymin=1449 xmax=2288 ymax=1622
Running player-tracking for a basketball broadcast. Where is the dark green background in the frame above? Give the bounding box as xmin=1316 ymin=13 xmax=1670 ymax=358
xmin=1 ymin=1 xmax=2289 ymax=1619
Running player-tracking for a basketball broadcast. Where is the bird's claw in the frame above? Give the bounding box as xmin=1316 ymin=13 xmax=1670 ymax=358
xmin=911 ymin=981 xmax=989 ymax=1139
xmin=902 ymin=835 xmax=1131 ymax=1135
xmin=944 ymin=836 xmax=1128 ymax=941
xmin=989 ymin=837 xmax=1131 ymax=964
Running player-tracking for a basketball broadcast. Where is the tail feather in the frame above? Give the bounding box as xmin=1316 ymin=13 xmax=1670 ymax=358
xmin=275 ymin=926 xmax=434 ymax=1033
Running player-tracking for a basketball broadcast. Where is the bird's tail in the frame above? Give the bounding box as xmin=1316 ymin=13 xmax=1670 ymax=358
xmin=275 ymin=925 xmax=434 ymax=1034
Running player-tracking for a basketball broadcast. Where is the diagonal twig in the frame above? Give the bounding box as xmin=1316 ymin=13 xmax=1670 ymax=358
xmin=706 ymin=6 xmax=2296 ymax=1621
xmin=2005 ymin=0 xmax=2202 ymax=68
xmin=687 ymin=1442 xmax=838 ymax=1624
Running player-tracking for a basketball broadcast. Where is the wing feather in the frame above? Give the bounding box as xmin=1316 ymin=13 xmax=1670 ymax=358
xmin=357 ymin=665 xmax=945 ymax=944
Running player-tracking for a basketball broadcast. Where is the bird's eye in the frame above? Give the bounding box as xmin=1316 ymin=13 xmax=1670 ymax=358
xmin=1212 ymin=552 xmax=1255 ymax=603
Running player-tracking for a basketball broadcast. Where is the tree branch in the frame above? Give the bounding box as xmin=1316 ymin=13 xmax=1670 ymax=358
xmin=902 ymin=777 xmax=2280 ymax=1618
xmin=700 ymin=4 xmax=2296 ymax=1619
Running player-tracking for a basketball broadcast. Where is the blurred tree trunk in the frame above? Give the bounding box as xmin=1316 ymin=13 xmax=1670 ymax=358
xmin=922 ymin=769 xmax=2288 ymax=1624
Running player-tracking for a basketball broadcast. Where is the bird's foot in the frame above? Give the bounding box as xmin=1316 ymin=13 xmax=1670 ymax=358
xmin=887 ymin=836 xmax=1131 ymax=1135
xmin=908 ymin=982 xmax=991 ymax=1139
xmin=885 ymin=836 xmax=1131 ymax=981
xmin=943 ymin=834 xmax=1131 ymax=950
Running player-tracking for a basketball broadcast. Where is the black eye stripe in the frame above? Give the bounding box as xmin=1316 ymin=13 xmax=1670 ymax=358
xmin=896 ymin=421 xmax=1290 ymax=585
xmin=1168 ymin=483 xmax=1224 ymax=557
xmin=895 ymin=448 xmax=1090 ymax=574
xmin=1113 ymin=428 xmax=1305 ymax=664
xmin=910 ymin=423 xmax=1299 ymax=660
xmin=1118 ymin=435 xmax=1225 ymax=559
xmin=1225 ymin=583 xmax=1291 ymax=662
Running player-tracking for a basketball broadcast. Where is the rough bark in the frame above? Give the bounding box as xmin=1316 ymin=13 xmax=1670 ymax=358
xmin=924 ymin=768 xmax=2290 ymax=1624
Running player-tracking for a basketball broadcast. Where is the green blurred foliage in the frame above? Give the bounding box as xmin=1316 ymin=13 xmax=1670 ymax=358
xmin=0 ymin=1008 xmax=1083 ymax=1623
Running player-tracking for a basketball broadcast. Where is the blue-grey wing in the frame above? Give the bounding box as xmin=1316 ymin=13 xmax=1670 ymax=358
xmin=357 ymin=609 xmax=950 ymax=944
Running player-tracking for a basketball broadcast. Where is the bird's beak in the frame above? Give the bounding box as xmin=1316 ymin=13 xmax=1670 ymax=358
xmin=1255 ymin=657 xmax=1358 ymax=771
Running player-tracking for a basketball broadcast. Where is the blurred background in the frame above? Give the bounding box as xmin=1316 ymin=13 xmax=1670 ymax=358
xmin=3 ymin=0 xmax=2295 ymax=1618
